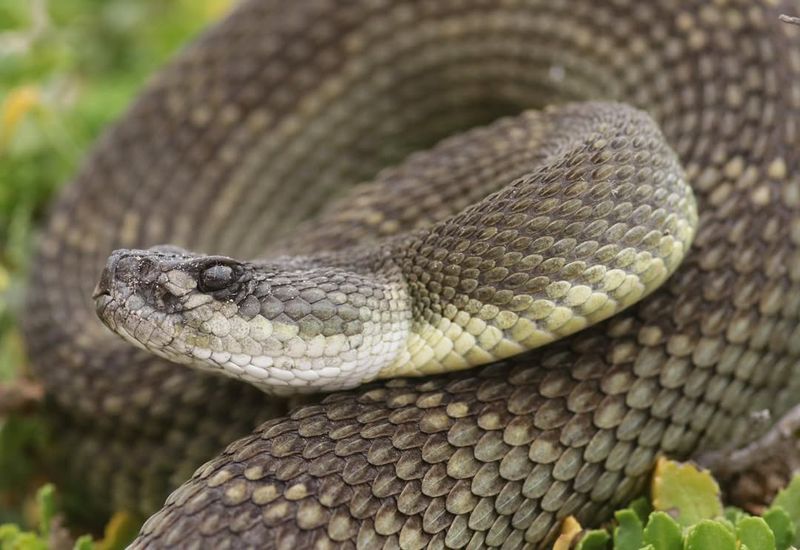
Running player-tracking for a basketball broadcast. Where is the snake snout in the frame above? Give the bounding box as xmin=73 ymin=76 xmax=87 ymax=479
xmin=92 ymin=251 xmax=124 ymax=299
xmin=93 ymin=249 xmax=163 ymax=300
xmin=92 ymin=272 xmax=111 ymax=300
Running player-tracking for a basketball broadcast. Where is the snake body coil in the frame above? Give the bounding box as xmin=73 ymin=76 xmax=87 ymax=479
xmin=22 ymin=0 xmax=800 ymax=548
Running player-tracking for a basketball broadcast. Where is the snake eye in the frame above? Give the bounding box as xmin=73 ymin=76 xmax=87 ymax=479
xmin=199 ymin=265 xmax=235 ymax=292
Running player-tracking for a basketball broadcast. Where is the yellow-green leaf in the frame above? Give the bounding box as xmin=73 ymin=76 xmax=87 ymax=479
xmin=685 ymin=519 xmax=736 ymax=550
xmin=97 ymin=511 xmax=141 ymax=550
xmin=74 ymin=534 xmax=95 ymax=550
xmin=614 ymin=508 xmax=643 ymax=550
xmin=771 ymin=474 xmax=800 ymax=545
xmin=576 ymin=529 xmax=610 ymax=550
xmin=763 ymin=507 xmax=795 ymax=550
xmin=35 ymin=484 xmax=56 ymax=537
xmin=736 ymin=516 xmax=776 ymax=550
xmin=651 ymin=458 xmax=722 ymax=527
xmin=643 ymin=511 xmax=682 ymax=550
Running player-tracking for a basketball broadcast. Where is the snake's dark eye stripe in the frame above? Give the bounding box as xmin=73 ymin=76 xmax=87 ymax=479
xmin=199 ymin=265 xmax=235 ymax=292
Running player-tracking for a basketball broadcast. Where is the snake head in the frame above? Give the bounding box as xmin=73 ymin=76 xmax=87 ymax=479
xmin=94 ymin=246 xmax=257 ymax=378
xmin=93 ymin=246 xmax=411 ymax=396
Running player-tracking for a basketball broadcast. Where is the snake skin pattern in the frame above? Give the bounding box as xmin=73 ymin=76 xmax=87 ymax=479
xmin=21 ymin=0 xmax=800 ymax=548
xmin=92 ymin=103 xmax=695 ymax=395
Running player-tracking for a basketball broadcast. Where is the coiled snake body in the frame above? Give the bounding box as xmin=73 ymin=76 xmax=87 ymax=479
xmin=23 ymin=0 xmax=800 ymax=548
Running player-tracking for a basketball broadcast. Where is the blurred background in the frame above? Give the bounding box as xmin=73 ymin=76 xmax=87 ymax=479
xmin=0 ymin=0 xmax=230 ymax=545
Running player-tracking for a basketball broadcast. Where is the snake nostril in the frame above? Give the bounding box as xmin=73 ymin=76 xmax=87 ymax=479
xmin=93 ymin=253 xmax=121 ymax=299
xmin=94 ymin=250 xmax=156 ymax=298
xmin=92 ymin=273 xmax=111 ymax=299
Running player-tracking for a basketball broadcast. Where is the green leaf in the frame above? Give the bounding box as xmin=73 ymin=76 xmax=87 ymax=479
xmin=0 ymin=523 xmax=21 ymax=542
xmin=613 ymin=508 xmax=643 ymax=550
xmin=763 ymin=507 xmax=796 ymax=550
xmin=716 ymin=517 xmax=736 ymax=535
xmin=736 ymin=516 xmax=776 ymax=550
xmin=575 ymin=529 xmax=610 ymax=550
xmin=770 ymin=474 xmax=800 ymax=545
xmin=642 ymin=511 xmax=682 ymax=550
xmin=0 ymin=415 xmax=50 ymax=495
xmin=98 ymin=511 xmax=141 ymax=550
xmin=1 ymin=530 xmax=48 ymax=550
xmin=724 ymin=507 xmax=748 ymax=526
xmin=74 ymin=534 xmax=95 ymax=550
xmin=629 ymin=497 xmax=653 ymax=524
xmin=685 ymin=519 xmax=736 ymax=550
xmin=36 ymin=483 xmax=56 ymax=537
xmin=651 ymin=458 xmax=722 ymax=527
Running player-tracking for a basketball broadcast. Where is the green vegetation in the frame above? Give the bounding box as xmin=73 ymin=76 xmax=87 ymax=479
xmin=0 ymin=0 xmax=232 ymax=376
xmin=556 ymin=459 xmax=800 ymax=550
xmin=0 ymin=484 xmax=137 ymax=549
xmin=7 ymin=460 xmax=799 ymax=550
xmin=0 ymin=0 xmax=229 ymax=541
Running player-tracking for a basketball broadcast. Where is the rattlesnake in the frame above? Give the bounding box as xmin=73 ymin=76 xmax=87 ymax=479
xmin=23 ymin=0 xmax=800 ymax=547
